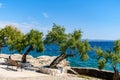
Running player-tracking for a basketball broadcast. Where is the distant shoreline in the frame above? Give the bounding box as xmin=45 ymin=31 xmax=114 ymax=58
xmin=88 ymin=40 xmax=114 ymax=42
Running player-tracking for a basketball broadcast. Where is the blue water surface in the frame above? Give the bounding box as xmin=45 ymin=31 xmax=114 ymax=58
xmin=1 ymin=41 xmax=115 ymax=71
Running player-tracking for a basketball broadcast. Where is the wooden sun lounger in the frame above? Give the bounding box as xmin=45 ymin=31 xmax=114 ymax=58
xmin=6 ymin=56 xmax=22 ymax=71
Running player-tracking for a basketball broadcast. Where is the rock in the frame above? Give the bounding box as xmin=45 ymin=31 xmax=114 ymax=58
xmin=30 ymin=55 xmax=70 ymax=68
xmin=11 ymin=54 xmax=22 ymax=60
xmin=38 ymin=67 xmax=67 ymax=76
xmin=26 ymin=55 xmax=33 ymax=59
xmin=0 ymin=54 xmax=70 ymax=69
xmin=0 ymin=54 xmax=9 ymax=58
xmin=0 ymin=53 xmax=33 ymax=60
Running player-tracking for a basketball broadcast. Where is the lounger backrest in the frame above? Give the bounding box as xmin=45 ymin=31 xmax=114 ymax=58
xmin=7 ymin=56 xmax=19 ymax=67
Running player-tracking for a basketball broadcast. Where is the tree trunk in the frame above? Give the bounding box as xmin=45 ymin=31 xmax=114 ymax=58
xmin=113 ymin=67 xmax=120 ymax=80
xmin=49 ymin=53 xmax=76 ymax=68
xmin=22 ymin=45 xmax=33 ymax=63
xmin=49 ymin=54 xmax=68 ymax=68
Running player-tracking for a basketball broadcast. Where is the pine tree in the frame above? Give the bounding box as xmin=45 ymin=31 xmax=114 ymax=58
xmin=95 ymin=40 xmax=120 ymax=80
xmin=44 ymin=24 xmax=91 ymax=68
xmin=10 ymin=29 xmax=44 ymax=63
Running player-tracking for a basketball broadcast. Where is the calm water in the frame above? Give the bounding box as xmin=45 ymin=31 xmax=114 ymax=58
xmin=68 ymin=41 xmax=114 ymax=71
xmin=1 ymin=41 xmax=115 ymax=71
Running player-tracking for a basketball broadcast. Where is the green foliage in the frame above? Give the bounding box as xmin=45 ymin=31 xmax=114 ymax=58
xmin=12 ymin=29 xmax=44 ymax=53
xmin=0 ymin=25 xmax=44 ymax=55
xmin=77 ymin=40 xmax=91 ymax=60
xmin=0 ymin=24 xmax=91 ymax=65
xmin=71 ymin=30 xmax=82 ymax=40
xmin=80 ymin=53 xmax=89 ymax=61
xmin=44 ymin=23 xmax=67 ymax=45
xmin=95 ymin=47 xmax=104 ymax=59
xmin=10 ymin=36 xmax=24 ymax=52
xmin=98 ymin=59 xmax=106 ymax=70
xmin=0 ymin=25 xmax=23 ymax=50
xmin=83 ymin=40 xmax=91 ymax=52
xmin=44 ymin=24 xmax=91 ymax=61
xmin=59 ymin=43 xmax=68 ymax=54
xmin=114 ymin=40 xmax=120 ymax=54
xmin=95 ymin=40 xmax=120 ymax=72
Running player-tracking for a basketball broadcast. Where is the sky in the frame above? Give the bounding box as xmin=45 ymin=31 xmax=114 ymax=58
xmin=0 ymin=0 xmax=120 ymax=40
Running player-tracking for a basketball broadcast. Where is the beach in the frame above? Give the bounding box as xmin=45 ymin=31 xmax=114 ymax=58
xmin=0 ymin=54 xmax=102 ymax=80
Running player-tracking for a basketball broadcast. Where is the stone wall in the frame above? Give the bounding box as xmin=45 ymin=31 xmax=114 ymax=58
xmin=68 ymin=67 xmax=114 ymax=80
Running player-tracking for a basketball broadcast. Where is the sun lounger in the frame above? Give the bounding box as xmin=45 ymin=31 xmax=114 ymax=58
xmin=6 ymin=56 xmax=22 ymax=71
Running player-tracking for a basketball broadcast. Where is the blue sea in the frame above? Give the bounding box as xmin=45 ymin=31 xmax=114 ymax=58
xmin=1 ymin=41 xmax=116 ymax=71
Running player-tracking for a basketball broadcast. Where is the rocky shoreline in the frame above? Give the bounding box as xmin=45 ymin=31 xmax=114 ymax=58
xmin=0 ymin=54 xmax=70 ymax=68
xmin=0 ymin=53 xmax=103 ymax=80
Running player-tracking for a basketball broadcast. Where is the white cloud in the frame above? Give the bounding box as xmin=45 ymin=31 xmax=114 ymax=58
xmin=0 ymin=21 xmax=18 ymax=28
xmin=0 ymin=3 xmax=3 ymax=8
xmin=42 ymin=12 xmax=49 ymax=18
xmin=0 ymin=21 xmax=50 ymax=35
